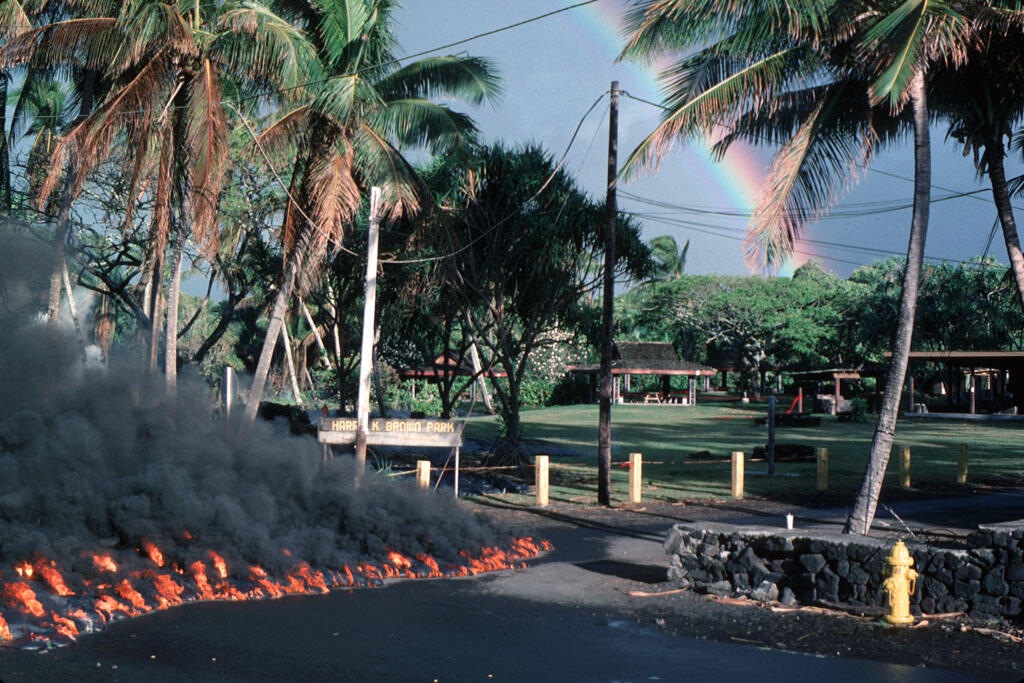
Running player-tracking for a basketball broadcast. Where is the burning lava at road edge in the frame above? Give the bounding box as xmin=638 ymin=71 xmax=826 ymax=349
xmin=0 ymin=535 xmax=552 ymax=649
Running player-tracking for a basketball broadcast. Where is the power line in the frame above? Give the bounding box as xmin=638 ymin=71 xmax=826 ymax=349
xmin=618 ymin=90 xmax=1024 ymax=213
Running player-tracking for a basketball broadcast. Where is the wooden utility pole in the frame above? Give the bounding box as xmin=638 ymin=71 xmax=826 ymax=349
xmin=598 ymin=81 xmax=618 ymax=506
xmin=354 ymin=187 xmax=383 ymax=475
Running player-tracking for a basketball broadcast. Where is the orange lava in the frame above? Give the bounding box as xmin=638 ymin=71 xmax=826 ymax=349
xmin=4 ymin=582 xmax=45 ymax=618
xmin=141 ymin=541 xmax=164 ymax=567
xmin=93 ymin=553 xmax=118 ymax=573
xmin=37 ymin=563 xmax=74 ymax=597
xmin=0 ymin=535 xmax=552 ymax=648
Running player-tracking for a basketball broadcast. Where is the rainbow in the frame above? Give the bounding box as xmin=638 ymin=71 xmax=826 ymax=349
xmin=574 ymin=0 xmax=810 ymax=275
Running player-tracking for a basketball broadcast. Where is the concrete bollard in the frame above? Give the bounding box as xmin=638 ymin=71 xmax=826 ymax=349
xmin=900 ymin=446 xmax=911 ymax=489
xmin=629 ymin=453 xmax=642 ymax=504
xmin=535 ymin=455 xmax=549 ymax=506
xmin=731 ymin=451 xmax=744 ymax=499
xmin=957 ymin=444 xmax=968 ymax=485
xmin=416 ymin=460 xmax=430 ymax=489
xmin=817 ymin=447 xmax=829 ymax=492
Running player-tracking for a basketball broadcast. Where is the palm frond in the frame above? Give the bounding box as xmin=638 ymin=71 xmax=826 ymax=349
xmin=373 ymin=55 xmax=502 ymax=107
xmin=185 ymin=58 xmax=227 ymax=258
xmin=370 ymin=98 xmax=477 ymax=153
xmin=318 ymin=0 xmax=376 ymax=70
xmin=0 ymin=0 xmax=31 ymax=42
xmin=304 ymin=136 xmax=359 ymax=256
xmin=353 ymin=121 xmax=425 ymax=220
xmin=0 ymin=17 xmax=115 ymax=71
xmin=620 ymin=47 xmax=799 ymax=179
xmin=255 ymin=104 xmax=312 ymax=158
xmin=213 ymin=3 xmax=319 ymax=92
xmin=860 ymin=0 xmax=966 ymax=109
xmin=36 ymin=53 xmax=171 ymax=208
xmin=745 ymin=83 xmax=876 ymax=271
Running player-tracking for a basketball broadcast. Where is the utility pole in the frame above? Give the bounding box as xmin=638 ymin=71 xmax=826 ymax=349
xmin=354 ymin=187 xmax=382 ymax=475
xmin=598 ymin=82 xmax=618 ymax=506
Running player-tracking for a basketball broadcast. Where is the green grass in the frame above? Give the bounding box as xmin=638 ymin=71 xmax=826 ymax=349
xmin=462 ymin=399 xmax=1024 ymax=507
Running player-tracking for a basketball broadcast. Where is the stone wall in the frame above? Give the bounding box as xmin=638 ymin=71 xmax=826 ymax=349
xmin=664 ymin=523 xmax=1024 ymax=622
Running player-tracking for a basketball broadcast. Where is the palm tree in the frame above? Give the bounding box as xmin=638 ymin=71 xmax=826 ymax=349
xmin=241 ymin=0 xmax=501 ymax=421
xmin=648 ymin=234 xmax=688 ymax=281
xmin=930 ymin=16 xmax=1024 ymax=311
xmin=2 ymin=0 xmax=315 ymax=392
xmin=619 ymin=0 xmax=970 ymax=533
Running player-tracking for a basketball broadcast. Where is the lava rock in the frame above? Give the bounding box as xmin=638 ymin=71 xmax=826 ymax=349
xmin=799 ymin=553 xmax=827 ymax=574
xmin=751 ymin=580 xmax=779 ymax=602
xmin=982 ymin=567 xmax=1008 ymax=597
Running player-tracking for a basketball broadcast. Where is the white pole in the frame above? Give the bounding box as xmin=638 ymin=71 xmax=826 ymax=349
xmin=354 ymin=188 xmax=382 ymax=475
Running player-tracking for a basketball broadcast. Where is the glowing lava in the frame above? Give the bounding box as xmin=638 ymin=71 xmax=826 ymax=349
xmin=0 ymin=536 xmax=552 ymax=650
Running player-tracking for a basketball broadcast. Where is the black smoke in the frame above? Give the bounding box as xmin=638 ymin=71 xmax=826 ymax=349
xmin=0 ymin=233 xmax=509 ymax=581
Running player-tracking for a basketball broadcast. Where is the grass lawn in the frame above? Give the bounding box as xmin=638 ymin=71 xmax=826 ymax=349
xmin=460 ymin=399 xmax=1024 ymax=508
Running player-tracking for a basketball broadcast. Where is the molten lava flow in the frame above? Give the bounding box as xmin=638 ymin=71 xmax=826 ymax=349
xmin=141 ymin=541 xmax=164 ymax=567
xmin=0 ymin=535 xmax=551 ymax=649
xmin=93 ymin=554 xmax=118 ymax=573
xmin=208 ymin=550 xmax=228 ymax=579
xmin=4 ymin=582 xmax=45 ymax=618
xmin=115 ymin=579 xmax=148 ymax=611
xmin=36 ymin=562 xmax=74 ymax=597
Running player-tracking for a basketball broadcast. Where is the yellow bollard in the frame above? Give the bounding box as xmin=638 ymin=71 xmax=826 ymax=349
xmin=629 ymin=453 xmax=642 ymax=504
xmin=957 ymin=444 xmax=968 ymax=485
xmin=535 ymin=455 xmax=549 ymax=506
xmin=416 ymin=460 xmax=430 ymax=489
xmin=816 ymin=447 xmax=829 ymax=492
xmin=900 ymin=446 xmax=911 ymax=489
xmin=883 ymin=540 xmax=918 ymax=625
xmin=731 ymin=451 xmax=744 ymax=499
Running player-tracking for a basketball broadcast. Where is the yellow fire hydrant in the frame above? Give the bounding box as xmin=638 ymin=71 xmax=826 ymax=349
xmin=882 ymin=540 xmax=918 ymax=625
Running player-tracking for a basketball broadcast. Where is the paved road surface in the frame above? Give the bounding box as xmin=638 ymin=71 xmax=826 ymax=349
xmin=0 ymin=515 xmax=994 ymax=682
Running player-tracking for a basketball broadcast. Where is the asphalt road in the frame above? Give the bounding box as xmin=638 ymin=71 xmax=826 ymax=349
xmin=0 ymin=510 xmax=994 ymax=683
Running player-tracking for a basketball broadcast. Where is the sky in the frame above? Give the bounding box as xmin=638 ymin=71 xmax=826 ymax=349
xmin=393 ymin=0 xmax=1024 ymax=279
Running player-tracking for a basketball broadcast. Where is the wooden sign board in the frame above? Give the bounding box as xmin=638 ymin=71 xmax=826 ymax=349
xmin=318 ymin=417 xmax=465 ymax=448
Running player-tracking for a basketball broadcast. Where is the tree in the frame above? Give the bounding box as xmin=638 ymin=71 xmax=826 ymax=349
xmin=619 ymin=0 xmax=971 ymax=534
xmin=2 ymin=0 xmax=314 ymax=394
xmin=425 ymin=143 xmax=651 ymax=464
xmin=930 ymin=16 xmax=1024 ymax=310
xmin=647 ymin=234 xmax=688 ymax=281
xmin=242 ymin=0 xmax=500 ymax=421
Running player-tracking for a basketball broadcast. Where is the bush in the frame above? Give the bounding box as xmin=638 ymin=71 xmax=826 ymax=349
xmin=849 ymin=397 xmax=868 ymax=422
xmin=548 ymin=372 xmax=591 ymax=406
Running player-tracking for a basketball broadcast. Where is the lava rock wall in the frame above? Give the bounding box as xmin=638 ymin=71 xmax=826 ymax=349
xmin=664 ymin=524 xmax=1024 ymax=622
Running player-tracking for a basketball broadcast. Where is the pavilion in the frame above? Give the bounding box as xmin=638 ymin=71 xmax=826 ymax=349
xmin=569 ymin=341 xmax=716 ymax=405
xmin=888 ymin=350 xmax=1024 ymax=415
xmin=783 ymin=363 xmax=888 ymax=415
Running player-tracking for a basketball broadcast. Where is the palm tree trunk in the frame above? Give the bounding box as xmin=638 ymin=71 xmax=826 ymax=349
xmin=45 ymin=177 xmax=75 ymax=334
xmin=299 ymin=297 xmax=333 ymax=368
xmin=61 ymin=260 xmax=88 ymax=362
xmin=845 ymin=71 xmax=930 ymax=534
xmin=244 ymin=250 xmax=302 ymax=422
xmin=164 ymin=227 xmax=187 ymax=396
xmin=985 ymin=138 xmax=1024 ymax=310
xmin=0 ymin=76 xmax=10 ymax=212
xmin=281 ymin=321 xmax=304 ymax=407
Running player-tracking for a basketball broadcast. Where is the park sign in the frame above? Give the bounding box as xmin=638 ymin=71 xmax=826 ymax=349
xmin=318 ymin=417 xmax=465 ymax=448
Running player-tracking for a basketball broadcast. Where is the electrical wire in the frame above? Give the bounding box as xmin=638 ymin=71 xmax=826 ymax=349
xmin=619 ymin=90 xmax=1024 ymax=214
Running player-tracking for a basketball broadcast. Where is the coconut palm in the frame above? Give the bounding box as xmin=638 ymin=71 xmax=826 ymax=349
xmin=930 ymin=16 xmax=1024 ymax=311
xmin=241 ymin=0 xmax=501 ymax=421
xmin=648 ymin=234 xmax=688 ymax=281
xmin=1 ymin=0 xmax=315 ymax=392
xmin=619 ymin=0 xmax=971 ymax=533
